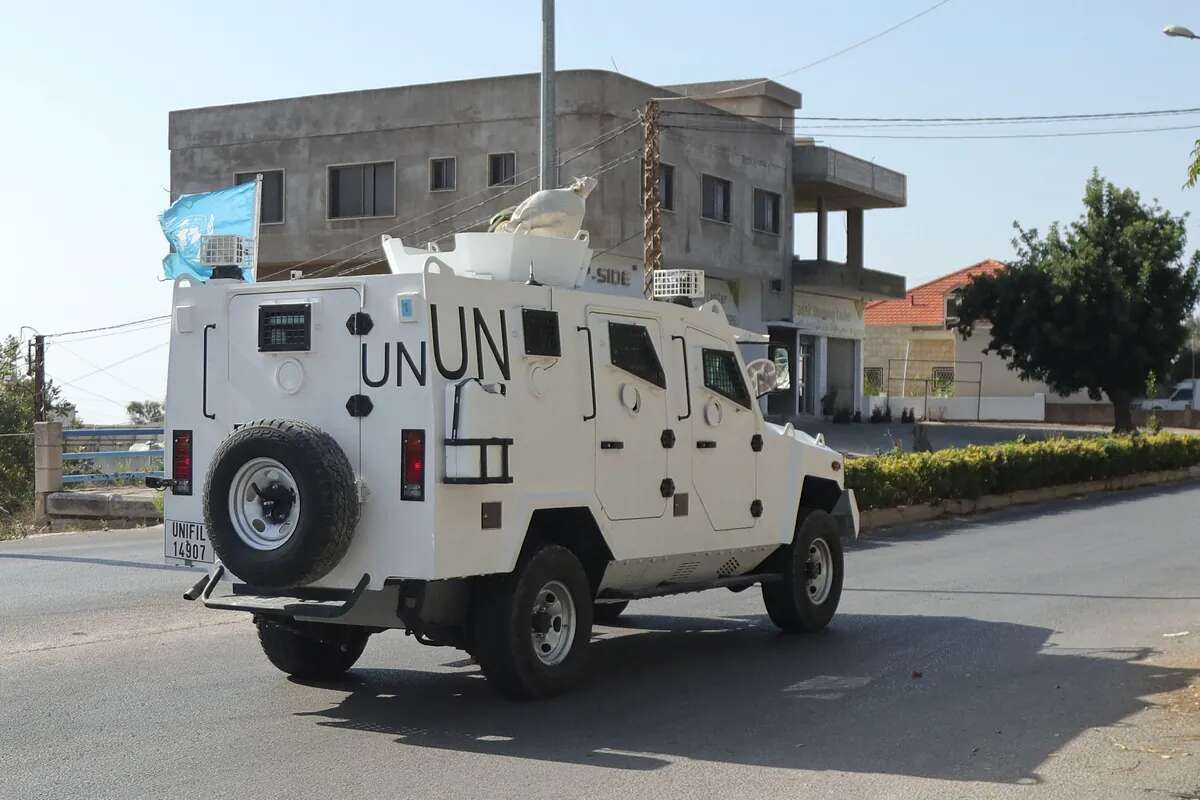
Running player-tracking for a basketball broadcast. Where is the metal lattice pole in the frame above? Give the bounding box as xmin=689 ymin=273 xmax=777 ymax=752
xmin=641 ymin=100 xmax=662 ymax=298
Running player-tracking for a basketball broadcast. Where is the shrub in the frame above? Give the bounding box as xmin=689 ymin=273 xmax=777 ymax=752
xmin=845 ymin=432 xmax=1200 ymax=510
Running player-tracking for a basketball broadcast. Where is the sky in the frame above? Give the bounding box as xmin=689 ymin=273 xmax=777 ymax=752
xmin=4 ymin=0 xmax=1200 ymax=422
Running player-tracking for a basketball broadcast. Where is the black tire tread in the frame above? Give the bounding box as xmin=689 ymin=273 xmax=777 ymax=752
xmin=762 ymin=509 xmax=844 ymax=633
xmin=471 ymin=545 xmax=593 ymax=699
xmin=255 ymin=618 xmax=369 ymax=680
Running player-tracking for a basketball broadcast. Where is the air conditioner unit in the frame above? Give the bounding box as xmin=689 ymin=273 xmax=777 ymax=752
xmin=652 ymin=269 xmax=705 ymax=300
xmin=199 ymin=234 xmax=254 ymax=267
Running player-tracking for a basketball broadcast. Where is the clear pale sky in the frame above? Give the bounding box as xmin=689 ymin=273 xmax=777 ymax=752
xmin=4 ymin=0 xmax=1200 ymax=422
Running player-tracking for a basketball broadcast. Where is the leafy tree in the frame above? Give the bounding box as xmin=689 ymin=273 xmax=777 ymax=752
xmin=0 ymin=335 xmax=75 ymax=514
xmin=955 ymin=172 xmax=1200 ymax=432
xmin=126 ymin=399 xmax=164 ymax=426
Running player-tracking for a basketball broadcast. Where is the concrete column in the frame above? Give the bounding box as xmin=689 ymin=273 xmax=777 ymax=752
xmin=847 ymin=208 xmax=864 ymax=269
xmin=33 ymin=421 xmax=63 ymax=525
xmin=853 ymin=338 xmax=864 ymax=416
xmin=816 ymin=197 xmax=828 ymax=262
xmin=815 ymin=336 xmax=829 ymax=416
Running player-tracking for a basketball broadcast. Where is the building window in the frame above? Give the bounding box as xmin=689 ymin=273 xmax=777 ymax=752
xmin=328 ymin=162 xmax=394 ymax=219
xmin=945 ymin=291 xmax=962 ymax=323
xmin=931 ymin=366 xmax=955 ymax=383
xmin=661 ymin=163 xmax=675 ymax=211
xmin=429 ymin=157 xmax=456 ymax=192
xmin=702 ymin=348 xmax=751 ymax=408
xmin=753 ymin=188 xmax=781 ymax=234
xmin=488 ymin=152 xmax=516 ymax=186
xmin=235 ymin=170 xmax=284 ymax=224
xmin=863 ymin=367 xmax=884 ymax=393
xmin=608 ymin=322 xmax=665 ymax=388
xmin=640 ymin=162 xmax=676 ymax=212
xmin=701 ymin=174 xmax=731 ymax=223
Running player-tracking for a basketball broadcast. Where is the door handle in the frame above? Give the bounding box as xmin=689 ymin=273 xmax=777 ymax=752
xmin=696 ymin=440 xmax=717 ymax=449
xmin=577 ymin=326 xmax=597 ymax=422
xmin=672 ymin=335 xmax=692 ymax=421
xmin=202 ymin=324 xmax=216 ymax=420
xmin=600 ymin=440 xmax=624 ymax=450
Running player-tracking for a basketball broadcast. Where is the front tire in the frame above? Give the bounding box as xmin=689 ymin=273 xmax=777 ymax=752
xmin=471 ymin=545 xmax=593 ymax=698
xmin=255 ymin=617 xmax=370 ymax=680
xmin=762 ymin=510 xmax=844 ymax=633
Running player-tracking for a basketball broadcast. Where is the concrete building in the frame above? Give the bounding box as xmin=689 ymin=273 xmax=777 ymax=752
xmin=168 ymin=69 xmax=907 ymax=422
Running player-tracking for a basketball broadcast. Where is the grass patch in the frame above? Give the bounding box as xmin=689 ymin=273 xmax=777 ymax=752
xmin=846 ymin=432 xmax=1200 ymax=511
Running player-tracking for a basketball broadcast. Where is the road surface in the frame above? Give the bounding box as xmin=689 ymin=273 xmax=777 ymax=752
xmin=2 ymin=484 xmax=1199 ymax=799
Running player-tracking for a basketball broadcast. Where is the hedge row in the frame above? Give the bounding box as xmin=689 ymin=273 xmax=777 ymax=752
xmin=844 ymin=432 xmax=1200 ymax=511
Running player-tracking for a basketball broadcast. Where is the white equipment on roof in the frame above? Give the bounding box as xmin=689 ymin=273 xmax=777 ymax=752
xmin=493 ymin=175 xmax=598 ymax=238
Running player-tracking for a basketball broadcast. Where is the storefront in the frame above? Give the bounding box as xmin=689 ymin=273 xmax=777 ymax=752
xmin=767 ymin=291 xmax=865 ymax=420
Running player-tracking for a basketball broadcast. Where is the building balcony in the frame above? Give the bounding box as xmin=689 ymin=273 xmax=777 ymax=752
xmin=793 ymin=257 xmax=905 ymax=300
xmin=792 ymin=144 xmax=906 ymax=211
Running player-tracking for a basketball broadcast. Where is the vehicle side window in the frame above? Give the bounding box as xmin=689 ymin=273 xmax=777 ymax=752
xmin=608 ymin=322 xmax=665 ymax=388
xmin=702 ymin=348 xmax=751 ymax=408
xmin=1174 ymin=388 xmax=1193 ymax=402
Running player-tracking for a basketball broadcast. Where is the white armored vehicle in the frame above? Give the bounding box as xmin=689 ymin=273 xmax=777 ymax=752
xmin=159 ymin=211 xmax=859 ymax=698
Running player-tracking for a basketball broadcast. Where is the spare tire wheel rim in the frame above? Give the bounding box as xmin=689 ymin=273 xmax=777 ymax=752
xmin=530 ymin=580 xmax=577 ymax=666
xmin=228 ymin=457 xmax=302 ymax=551
xmin=805 ymin=537 xmax=833 ymax=605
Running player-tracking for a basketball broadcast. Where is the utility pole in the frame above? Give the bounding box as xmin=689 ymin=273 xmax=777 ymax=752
xmin=539 ymin=0 xmax=557 ymax=190
xmin=30 ymin=335 xmax=46 ymax=422
xmin=641 ymin=100 xmax=663 ymax=298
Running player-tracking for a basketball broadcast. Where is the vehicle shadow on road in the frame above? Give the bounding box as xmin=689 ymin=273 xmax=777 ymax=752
xmin=293 ymin=612 xmax=1198 ymax=784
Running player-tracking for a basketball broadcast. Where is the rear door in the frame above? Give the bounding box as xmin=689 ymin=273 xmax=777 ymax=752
xmin=226 ymin=287 xmax=363 ymax=471
xmin=588 ymin=312 xmax=669 ymax=520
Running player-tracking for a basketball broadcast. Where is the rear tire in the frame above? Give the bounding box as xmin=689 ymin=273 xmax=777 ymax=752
xmin=471 ymin=545 xmax=593 ymax=698
xmin=255 ymin=617 xmax=369 ymax=680
xmin=762 ymin=510 xmax=844 ymax=633
xmin=593 ymin=601 xmax=629 ymax=624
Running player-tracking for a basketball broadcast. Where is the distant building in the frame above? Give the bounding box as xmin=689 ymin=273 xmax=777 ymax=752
xmin=169 ymin=69 xmax=907 ymax=421
xmin=863 ymin=259 xmax=1081 ymax=421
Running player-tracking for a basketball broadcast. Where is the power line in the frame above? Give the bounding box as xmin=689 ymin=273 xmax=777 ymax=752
xmin=51 ymin=341 xmax=159 ymax=397
xmin=45 ymin=371 xmax=129 ymax=409
xmin=655 ymin=0 xmax=954 ymax=102
xmin=663 ymin=106 xmax=1200 ymax=125
xmin=49 ymin=320 xmax=172 ymax=345
xmin=263 ymin=118 xmax=641 ymax=281
xmin=330 ymin=147 xmax=644 ymax=279
xmin=58 ymin=342 xmax=169 ymax=387
xmin=662 ymin=122 xmax=1200 ymax=140
xmin=45 ymin=315 xmax=170 ymax=340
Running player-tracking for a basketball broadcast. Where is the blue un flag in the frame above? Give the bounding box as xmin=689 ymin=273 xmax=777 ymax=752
xmin=159 ymin=181 xmax=257 ymax=282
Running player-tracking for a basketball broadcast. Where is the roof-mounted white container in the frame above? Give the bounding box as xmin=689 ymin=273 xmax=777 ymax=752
xmin=381 ymin=231 xmax=593 ymax=289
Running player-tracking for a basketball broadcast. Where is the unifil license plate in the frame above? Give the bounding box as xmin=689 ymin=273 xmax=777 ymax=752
xmin=165 ymin=520 xmax=213 ymax=564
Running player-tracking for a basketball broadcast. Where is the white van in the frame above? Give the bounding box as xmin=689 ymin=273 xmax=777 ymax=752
xmin=1141 ymin=379 xmax=1199 ymax=412
xmin=157 ymin=228 xmax=858 ymax=698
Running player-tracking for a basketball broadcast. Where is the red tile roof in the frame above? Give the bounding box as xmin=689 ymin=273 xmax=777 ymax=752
xmin=864 ymin=259 xmax=1006 ymax=326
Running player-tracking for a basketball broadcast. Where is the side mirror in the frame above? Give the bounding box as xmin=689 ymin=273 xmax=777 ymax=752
xmin=768 ymin=345 xmax=791 ymax=392
xmin=746 ymin=358 xmax=781 ymax=398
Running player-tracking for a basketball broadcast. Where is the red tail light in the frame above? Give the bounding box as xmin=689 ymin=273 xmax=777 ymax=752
xmin=401 ymin=429 xmax=425 ymax=501
xmin=172 ymin=430 xmax=193 ymax=495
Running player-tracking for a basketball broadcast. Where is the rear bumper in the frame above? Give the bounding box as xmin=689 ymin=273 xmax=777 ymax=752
xmin=832 ymin=489 xmax=860 ymax=540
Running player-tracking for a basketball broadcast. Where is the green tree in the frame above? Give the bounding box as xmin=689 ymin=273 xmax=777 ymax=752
xmin=0 ymin=336 xmax=75 ymax=513
xmin=955 ymin=172 xmax=1200 ymax=432
xmin=126 ymin=399 xmax=164 ymax=425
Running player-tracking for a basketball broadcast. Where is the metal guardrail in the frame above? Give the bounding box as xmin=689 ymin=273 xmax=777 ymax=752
xmin=62 ymin=426 xmax=165 ymax=485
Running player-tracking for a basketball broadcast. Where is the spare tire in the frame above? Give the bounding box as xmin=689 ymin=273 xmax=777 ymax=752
xmin=204 ymin=419 xmax=358 ymax=588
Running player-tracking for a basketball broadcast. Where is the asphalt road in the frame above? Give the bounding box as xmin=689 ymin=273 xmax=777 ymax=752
xmin=2 ymin=485 xmax=1199 ymax=800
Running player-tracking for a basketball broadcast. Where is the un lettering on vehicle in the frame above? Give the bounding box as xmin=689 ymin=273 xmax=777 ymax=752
xmin=165 ymin=519 xmax=213 ymax=564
